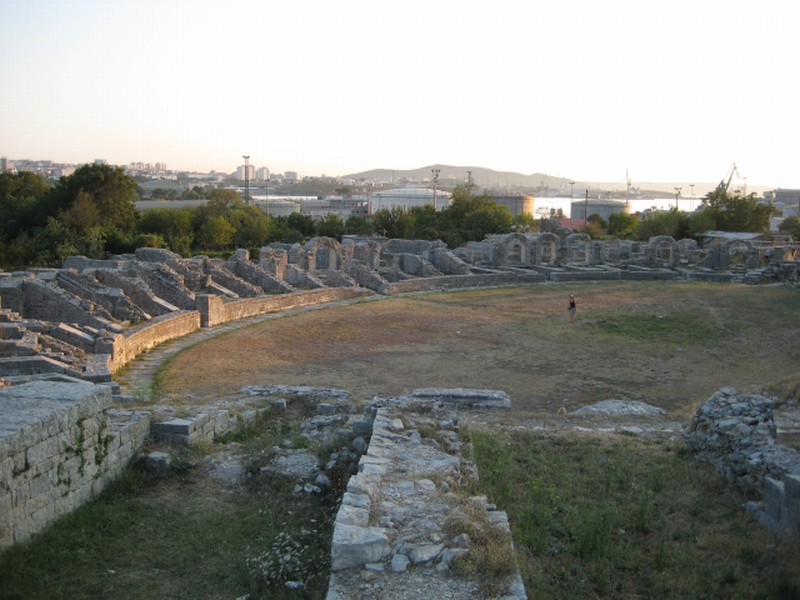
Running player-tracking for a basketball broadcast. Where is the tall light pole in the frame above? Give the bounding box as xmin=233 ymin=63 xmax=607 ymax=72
xmin=569 ymin=181 xmax=575 ymax=219
xmin=690 ymin=184 xmax=694 ymax=199
xmin=431 ymin=168 xmax=440 ymax=209
xmin=265 ymin=178 xmax=270 ymax=218
xmin=242 ymin=155 xmax=252 ymax=204
xmin=674 ymin=187 xmax=682 ymax=211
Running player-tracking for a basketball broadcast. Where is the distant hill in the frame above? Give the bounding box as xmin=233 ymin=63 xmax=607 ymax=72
xmin=342 ymin=164 xmax=770 ymax=198
xmin=342 ymin=165 xmax=570 ymax=191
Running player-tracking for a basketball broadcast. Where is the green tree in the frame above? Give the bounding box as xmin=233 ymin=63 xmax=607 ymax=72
xmin=138 ymin=207 xmax=195 ymax=255
xmin=778 ymin=216 xmax=800 ymax=240
xmin=686 ymin=209 xmax=717 ymax=237
xmin=633 ymin=208 xmax=690 ymax=240
xmin=0 ymin=171 xmax=51 ymax=235
xmin=316 ymin=213 xmax=346 ymax=240
xmin=702 ymin=188 xmax=773 ymax=233
xmin=345 ymin=215 xmax=372 ymax=236
xmin=607 ymin=212 xmax=638 ymax=238
xmin=226 ymin=205 xmax=270 ymax=249
xmin=198 ymin=216 xmax=236 ymax=250
xmin=465 ymin=204 xmax=513 ymax=240
xmin=409 ymin=204 xmax=442 ymax=240
xmin=206 ymin=188 xmax=243 ymax=213
xmin=287 ymin=212 xmax=317 ymax=238
xmin=444 ymin=183 xmax=497 ymax=229
xmin=46 ymin=164 xmax=139 ymax=234
xmin=512 ymin=213 xmax=537 ymax=231
xmin=372 ymin=206 xmax=416 ymax=239
xmin=438 ymin=183 xmax=512 ymax=245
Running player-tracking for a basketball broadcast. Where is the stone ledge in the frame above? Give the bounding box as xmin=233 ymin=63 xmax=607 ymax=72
xmin=326 ymin=394 xmax=526 ymax=599
xmin=410 ymin=387 xmax=511 ymax=409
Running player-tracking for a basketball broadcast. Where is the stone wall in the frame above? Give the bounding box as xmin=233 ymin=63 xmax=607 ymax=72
xmin=685 ymin=388 xmax=800 ymax=539
xmin=196 ymin=288 xmax=375 ymax=329
xmin=0 ymin=381 xmax=150 ymax=550
xmin=379 ymin=271 xmax=544 ymax=295
xmin=107 ymin=310 xmax=201 ymax=372
xmin=326 ymin=393 xmax=527 ymax=599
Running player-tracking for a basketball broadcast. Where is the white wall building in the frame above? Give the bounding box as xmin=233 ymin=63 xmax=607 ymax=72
xmin=370 ymin=187 xmax=452 ymax=212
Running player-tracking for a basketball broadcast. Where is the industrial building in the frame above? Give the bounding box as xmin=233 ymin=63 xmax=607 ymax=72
xmin=370 ymin=187 xmax=452 ymax=212
xmin=571 ymin=198 xmax=629 ymax=221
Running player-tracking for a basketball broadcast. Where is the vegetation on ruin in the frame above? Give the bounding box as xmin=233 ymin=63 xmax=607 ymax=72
xmin=0 ymin=399 xmax=337 ymax=600
xmin=472 ymin=428 xmax=800 ymax=599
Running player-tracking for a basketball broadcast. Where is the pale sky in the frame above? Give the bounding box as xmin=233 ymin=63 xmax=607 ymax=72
xmin=1 ymin=0 xmax=798 ymax=188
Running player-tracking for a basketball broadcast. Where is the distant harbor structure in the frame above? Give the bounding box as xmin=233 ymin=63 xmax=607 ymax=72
xmin=571 ymin=198 xmax=629 ymax=221
xmin=492 ymin=194 xmax=535 ymax=217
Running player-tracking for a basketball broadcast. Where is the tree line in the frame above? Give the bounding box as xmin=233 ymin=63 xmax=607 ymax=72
xmin=0 ymin=165 xmax=781 ymax=272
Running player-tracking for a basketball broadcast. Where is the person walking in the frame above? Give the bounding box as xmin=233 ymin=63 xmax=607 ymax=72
xmin=568 ymin=295 xmax=577 ymax=322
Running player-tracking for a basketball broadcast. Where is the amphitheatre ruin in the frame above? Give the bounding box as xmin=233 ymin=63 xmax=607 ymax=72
xmin=1 ymin=224 xmax=799 ymax=598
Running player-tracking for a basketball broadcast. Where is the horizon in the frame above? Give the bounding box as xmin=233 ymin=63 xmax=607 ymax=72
xmin=2 ymin=1 xmax=799 ymax=189
xmin=5 ymin=156 xmax=771 ymax=194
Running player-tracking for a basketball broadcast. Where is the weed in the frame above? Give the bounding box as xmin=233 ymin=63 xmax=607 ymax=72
xmin=472 ymin=428 xmax=800 ymax=599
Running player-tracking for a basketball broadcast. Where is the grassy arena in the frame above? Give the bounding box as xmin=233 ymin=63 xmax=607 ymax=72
xmin=1 ymin=281 xmax=799 ymax=599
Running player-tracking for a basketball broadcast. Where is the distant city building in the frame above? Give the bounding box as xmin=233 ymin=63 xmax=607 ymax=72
xmin=51 ymin=166 xmax=76 ymax=179
xmin=0 ymin=157 xmax=15 ymax=173
xmin=256 ymin=167 xmax=270 ymax=181
xmin=765 ymin=189 xmax=800 ymax=209
xmin=236 ymin=164 xmax=255 ymax=181
xmin=257 ymin=198 xmax=301 ymax=217
xmin=154 ymin=163 xmax=166 ymax=172
xmin=94 ymin=159 xmax=107 ymax=165
xmin=283 ymin=171 xmax=299 ymax=182
xmin=301 ymin=195 xmax=369 ymax=218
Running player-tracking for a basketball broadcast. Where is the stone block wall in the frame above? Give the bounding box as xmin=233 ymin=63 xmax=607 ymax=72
xmin=197 ymin=288 xmax=374 ymax=329
xmin=380 ymin=271 xmax=544 ymax=295
xmin=108 ymin=310 xmax=201 ymax=372
xmin=0 ymin=381 xmax=151 ymax=550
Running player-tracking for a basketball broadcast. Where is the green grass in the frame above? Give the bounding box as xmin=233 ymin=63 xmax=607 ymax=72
xmin=472 ymin=429 xmax=800 ymax=600
xmin=0 ymin=434 xmax=336 ymax=600
xmin=587 ymin=312 xmax=718 ymax=346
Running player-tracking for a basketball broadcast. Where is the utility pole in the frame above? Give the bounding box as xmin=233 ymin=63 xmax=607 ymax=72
xmin=243 ymin=155 xmax=251 ymax=204
xmin=431 ymin=168 xmax=440 ymax=209
xmin=674 ymin=187 xmax=682 ymax=211
xmin=584 ymin=189 xmax=589 ymax=227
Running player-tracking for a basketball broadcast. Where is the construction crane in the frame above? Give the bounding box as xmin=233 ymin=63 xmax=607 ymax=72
xmin=716 ymin=163 xmax=740 ymax=193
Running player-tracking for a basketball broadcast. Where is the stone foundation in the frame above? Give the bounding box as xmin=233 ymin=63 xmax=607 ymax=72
xmin=0 ymin=380 xmax=150 ymax=549
xmin=685 ymin=388 xmax=800 ymax=540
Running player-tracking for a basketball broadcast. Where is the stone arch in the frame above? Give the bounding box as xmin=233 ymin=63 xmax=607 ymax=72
xmin=495 ymin=232 xmax=530 ymax=266
xmin=532 ymin=232 xmax=559 ymax=265
xmin=565 ymin=233 xmax=593 ymax=265
xmin=305 ymin=237 xmax=345 ymax=272
xmin=648 ymin=235 xmax=677 ymax=269
xmin=723 ymin=239 xmax=757 ymax=269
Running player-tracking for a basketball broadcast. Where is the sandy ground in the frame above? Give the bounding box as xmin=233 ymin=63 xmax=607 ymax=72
xmin=155 ymin=282 xmax=800 ymax=430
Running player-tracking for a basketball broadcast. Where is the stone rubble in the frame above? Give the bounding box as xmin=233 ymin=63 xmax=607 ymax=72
xmin=685 ymin=387 xmax=800 ymax=539
xmin=326 ymin=392 xmax=527 ymax=600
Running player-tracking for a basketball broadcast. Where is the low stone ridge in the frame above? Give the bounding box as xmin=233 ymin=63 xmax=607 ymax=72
xmin=685 ymin=387 xmax=800 ymax=540
xmin=326 ymin=392 xmax=526 ymax=600
xmin=410 ymin=388 xmax=512 ymax=409
xmin=571 ymin=399 xmax=666 ymax=416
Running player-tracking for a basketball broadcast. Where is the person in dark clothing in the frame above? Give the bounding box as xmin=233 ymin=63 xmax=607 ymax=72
xmin=568 ymin=295 xmax=576 ymax=322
